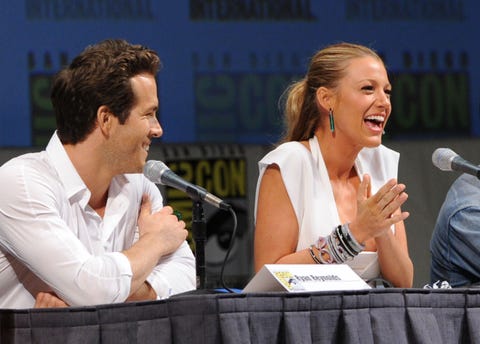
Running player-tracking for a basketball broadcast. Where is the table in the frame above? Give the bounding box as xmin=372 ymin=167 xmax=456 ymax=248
xmin=1 ymin=288 xmax=479 ymax=343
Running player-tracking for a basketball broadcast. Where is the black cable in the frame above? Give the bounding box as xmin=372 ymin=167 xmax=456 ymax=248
xmin=219 ymin=206 xmax=238 ymax=293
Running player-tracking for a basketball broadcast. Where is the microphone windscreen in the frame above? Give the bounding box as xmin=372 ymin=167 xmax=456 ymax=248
xmin=432 ymin=148 xmax=458 ymax=171
xmin=144 ymin=160 xmax=170 ymax=184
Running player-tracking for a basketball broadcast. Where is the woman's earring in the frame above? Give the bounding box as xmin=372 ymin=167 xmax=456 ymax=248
xmin=329 ymin=109 xmax=335 ymax=133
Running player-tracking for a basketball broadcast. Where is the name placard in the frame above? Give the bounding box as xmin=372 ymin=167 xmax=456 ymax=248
xmin=242 ymin=264 xmax=371 ymax=293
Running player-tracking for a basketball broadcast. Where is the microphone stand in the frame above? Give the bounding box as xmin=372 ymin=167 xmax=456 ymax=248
xmin=172 ymin=184 xmax=232 ymax=295
xmin=192 ymin=200 xmax=206 ymax=290
xmin=171 ymin=195 xmax=217 ymax=297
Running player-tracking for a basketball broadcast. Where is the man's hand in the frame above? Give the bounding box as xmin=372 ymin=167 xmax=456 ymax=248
xmin=137 ymin=195 xmax=188 ymax=257
xmin=34 ymin=292 xmax=68 ymax=308
xmin=122 ymin=194 xmax=189 ymax=298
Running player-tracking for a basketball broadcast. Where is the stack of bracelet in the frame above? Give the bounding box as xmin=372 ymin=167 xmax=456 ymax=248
xmin=309 ymin=223 xmax=365 ymax=264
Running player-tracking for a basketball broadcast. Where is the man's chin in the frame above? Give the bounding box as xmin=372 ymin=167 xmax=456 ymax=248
xmin=124 ymin=164 xmax=145 ymax=175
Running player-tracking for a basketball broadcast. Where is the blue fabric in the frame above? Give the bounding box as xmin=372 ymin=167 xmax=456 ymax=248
xmin=430 ymin=173 xmax=480 ymax=287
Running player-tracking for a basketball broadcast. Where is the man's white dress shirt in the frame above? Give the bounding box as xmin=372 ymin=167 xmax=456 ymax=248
xmin=0 ymin=133 xmax=195 ymax=308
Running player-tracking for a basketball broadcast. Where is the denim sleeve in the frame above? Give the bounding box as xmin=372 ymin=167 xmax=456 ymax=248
xmin=448 ymin=206 xmax=480 ymax=285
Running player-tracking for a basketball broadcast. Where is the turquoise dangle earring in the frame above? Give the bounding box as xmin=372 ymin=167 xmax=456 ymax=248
xmin=328 ymin=108 xmax=335 ymax=133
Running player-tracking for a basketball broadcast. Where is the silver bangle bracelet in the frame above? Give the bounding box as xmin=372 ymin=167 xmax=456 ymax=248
xmin=339 ymin=223 xmax=365 ymax=254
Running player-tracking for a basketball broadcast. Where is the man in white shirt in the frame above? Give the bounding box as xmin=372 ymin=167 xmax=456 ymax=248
xmin=0 ymin=39 xmax=196 ymax=308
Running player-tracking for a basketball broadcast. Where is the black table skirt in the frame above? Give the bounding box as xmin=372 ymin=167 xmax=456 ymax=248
xmin=1 ymin=288 xmax=479 ymax=343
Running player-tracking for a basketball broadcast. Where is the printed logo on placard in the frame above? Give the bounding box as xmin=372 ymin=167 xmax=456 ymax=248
xmin=273 ymin=271 xmax=305 ymax=291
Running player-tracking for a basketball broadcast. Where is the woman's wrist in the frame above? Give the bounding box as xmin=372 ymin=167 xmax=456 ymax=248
xmin=346 ymin=222 xmax=367 ymax=246
xmin=309 ymin=223 xmax=365 ymax=264
xmin=338 ymin=223 xmax=365 ymax=254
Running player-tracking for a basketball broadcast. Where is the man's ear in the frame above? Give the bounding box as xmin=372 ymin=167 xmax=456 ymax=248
xmin=97 ymin=105 xmax=114 ymax=137
xmin=316 ymin=86 xmax=333 ymax=111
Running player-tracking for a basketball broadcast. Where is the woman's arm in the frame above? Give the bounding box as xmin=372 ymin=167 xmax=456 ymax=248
xmin=254 ymin=164 xmax=313 ymax=272
xmin=348 ymin=175 xmax=413 ymax=287
xmin=375 ymin=214 xmax=414 ymax=287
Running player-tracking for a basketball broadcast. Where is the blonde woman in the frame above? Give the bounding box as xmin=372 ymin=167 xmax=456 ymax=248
xmin=254 ymin=42 xmax=413 ymax=288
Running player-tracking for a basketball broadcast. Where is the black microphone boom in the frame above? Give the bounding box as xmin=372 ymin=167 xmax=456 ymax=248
xmin=432 ymin=148 xmax=480 ymax=179
xmin=144 ymin=160 xmax=231 ymax=210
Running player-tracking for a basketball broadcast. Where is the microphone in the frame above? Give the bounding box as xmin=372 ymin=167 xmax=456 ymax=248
xmin=144 ymin=160 xmax=231 ymax=210
xmin=432 ymin=148 xmax=480 ymax=179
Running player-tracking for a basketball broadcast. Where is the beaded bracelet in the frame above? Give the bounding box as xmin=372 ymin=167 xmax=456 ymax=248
xmin=329 ymin=229 xmax=352 ymax=263
xmin=317 ymin=237 xmax=335 ymax=263
xmin=312 ymin=223 xmax=366 ymax=264
xmin=335 ymin=225 xmax=357 ymax=257
xmin=308 ymin=245 xmax=322 ymax=264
